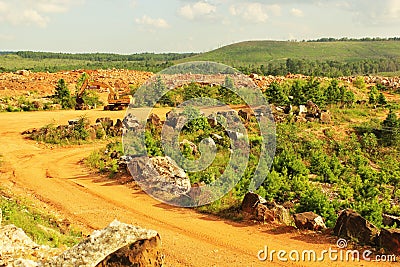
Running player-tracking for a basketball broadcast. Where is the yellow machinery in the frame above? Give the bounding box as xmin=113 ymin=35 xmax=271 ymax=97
xmin=75 ymin=75 xmax=132 ymax=110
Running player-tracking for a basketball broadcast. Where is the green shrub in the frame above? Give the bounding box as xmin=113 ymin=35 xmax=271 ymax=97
xmin=297 ymin=187 xmax=337 ymax=228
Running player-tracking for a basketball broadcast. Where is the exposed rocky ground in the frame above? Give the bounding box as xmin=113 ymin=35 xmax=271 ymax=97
xmin=0 ymin=69 xmax=152 ymax=97
xmin=0 ymin=69 xmax=153 ymax=112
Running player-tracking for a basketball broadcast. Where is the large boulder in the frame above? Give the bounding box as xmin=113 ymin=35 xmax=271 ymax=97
xmin=255 ymin=203 xmax=292 ymax=225
xmin=306 ymin=100 xmax=321 ymax=117
xmin=377 ymin=228 xmax=400 ymax=254
xmin=48 ymin=220 xmax=163 ymax=267
xmin=293 ymin=212 xmax=326 ymax=231
xmin=128 ymin=156 xmax=191 ymax=196
xmin=333 ymin=209 xmax=379 ymax=245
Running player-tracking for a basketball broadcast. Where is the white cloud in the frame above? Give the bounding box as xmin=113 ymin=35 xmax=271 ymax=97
xmin=178 ymin=1 xmax=217 ymax=20
xmin=135 ymin=15 xmax=170 ymax=29
xmin=229 ymin=3 xmax=281 ymax=23
xmin=0 ymin=0 xmax=83 ymax=27
xmin=22 ymin=9 xmax=49 ymax=27
xmin=290 ymin=8 xmax=304 ymax=17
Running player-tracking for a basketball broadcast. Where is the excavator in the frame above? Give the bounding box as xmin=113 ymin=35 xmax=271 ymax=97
xmin=75 ymin=75 xmax=132 ymax=110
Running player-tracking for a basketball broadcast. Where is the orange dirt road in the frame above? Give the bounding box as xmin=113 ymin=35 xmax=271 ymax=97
xmin=0 ymin=110 xmax=396 ymax=267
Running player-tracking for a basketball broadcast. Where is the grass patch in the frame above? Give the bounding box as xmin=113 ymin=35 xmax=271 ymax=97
xmin=196 ymin=194 xmax=244 ymax=222
xmin=85 ymin=141 xmax=123 ymax=178
xmin=330 ymin=106 xmax=373 ymax=123
xmin=0 ymin=192 xmax=82 ymax=247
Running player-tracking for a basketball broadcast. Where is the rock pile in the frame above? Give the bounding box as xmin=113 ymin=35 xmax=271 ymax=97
xmin=241 ymin=192 xmax=292 ymax=225
xmin=234 ymin=102 xmax=330 ymax=125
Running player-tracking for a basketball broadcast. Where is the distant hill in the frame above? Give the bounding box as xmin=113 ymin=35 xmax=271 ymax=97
xmin=178 ymin=40 xmax=400 ymax=76
xmin=179 ymin=40 xmax=400 ymax=65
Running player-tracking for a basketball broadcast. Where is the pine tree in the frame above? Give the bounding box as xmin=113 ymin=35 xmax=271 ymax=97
xmin=382 ymin=110 xmax=400 ymax=146
xmin=377 ymin=92 xmax=387 ymax=105
xmin=54 ymin=79 xmax=74 ymax=109
xmin=368 ymin=86 xmax=378 ymax=105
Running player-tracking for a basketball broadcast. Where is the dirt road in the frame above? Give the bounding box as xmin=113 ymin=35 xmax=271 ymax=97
xmin=0 ymin=110 xmax=396 ymax=266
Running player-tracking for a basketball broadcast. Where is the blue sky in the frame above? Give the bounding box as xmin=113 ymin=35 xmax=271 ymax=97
xmin=0 ymin=0 xmax=400 ymax=53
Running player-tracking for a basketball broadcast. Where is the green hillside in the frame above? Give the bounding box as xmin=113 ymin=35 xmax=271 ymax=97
xmin=180 ymin=40 xmax=400 ymax=65
xmin=179 ymin=40 xmax=400 ymax=76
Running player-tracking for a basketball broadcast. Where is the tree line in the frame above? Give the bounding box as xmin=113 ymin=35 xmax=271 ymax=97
xmin=15 ymin=51 xmax=197 ymax=62
xmin=236 ymin=57 xmax=400 ymax=77
xmin=306 ymin=37 xmax=400 ymax=42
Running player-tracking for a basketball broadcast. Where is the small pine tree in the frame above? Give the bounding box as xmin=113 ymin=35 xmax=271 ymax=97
xmin=377 ymin=92 xmax=387 ymax=105
xmin=54 ymin=79 xmax=74 ymax=109
xmin=368 ymin=86 xmax=379 ymax=105
xmin=382 ymin=110 xmax=400 ymax=146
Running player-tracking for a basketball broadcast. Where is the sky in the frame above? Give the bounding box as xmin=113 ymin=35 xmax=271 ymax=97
xmin=0 ymin=0 xmax=400 ymax=53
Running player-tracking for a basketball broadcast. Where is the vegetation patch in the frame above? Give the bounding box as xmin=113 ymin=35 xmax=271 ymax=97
xmin=0 ymin=191 xmax=82 ymax=247
xmin=26 ymin=115 xmax=121 ymax=146
xmin=85 ymin=141 xmax=124 ymax=178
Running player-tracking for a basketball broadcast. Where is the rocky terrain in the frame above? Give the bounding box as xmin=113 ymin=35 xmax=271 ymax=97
xmin=0 ymin=69 xmax=152 ymax=97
